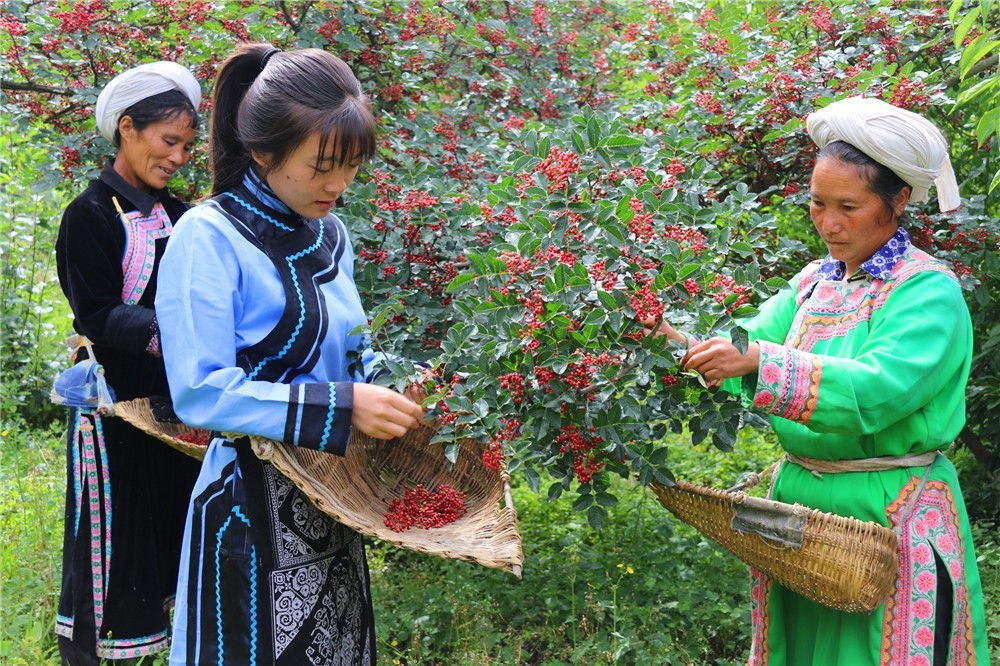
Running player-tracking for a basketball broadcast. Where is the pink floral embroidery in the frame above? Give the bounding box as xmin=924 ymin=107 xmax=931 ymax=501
xmin=950 ymin=559 xmax=963 ymax=580
xmin=119 ymin=203 xmax=172 ymax=305
xmin=915 ymin=570 xmax=936 ymax=592
xmin=924 ymin=510 xmax=941 ymax=529
xmin=882 ymin=480 xmax=976 ymax=665
xmin=754 ymin=342 xmax=822 ymax=423
xmin=791 ymin=249 xmax=957 ymax=353
xmin=761 ymin=362 xmax=781 ymax=383
xmin=912 ymin=599 xmax=933 ymax=619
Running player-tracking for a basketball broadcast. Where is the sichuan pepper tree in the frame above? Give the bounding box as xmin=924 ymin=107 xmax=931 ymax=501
xmin=4 ymin=0 xmax=997 ymax=514
xmin=370 ymin=108 xmax=798 ymax=528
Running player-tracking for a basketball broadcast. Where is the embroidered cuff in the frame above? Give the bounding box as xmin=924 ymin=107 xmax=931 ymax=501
xmin=286 ymin=382 xmax=354 ymax=455
xmin=750 ymin=341 xmax=822 ymax=424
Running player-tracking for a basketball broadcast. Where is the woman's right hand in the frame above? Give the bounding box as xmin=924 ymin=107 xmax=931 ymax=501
xmin=351 ymin=383 xmax=426 ymax=440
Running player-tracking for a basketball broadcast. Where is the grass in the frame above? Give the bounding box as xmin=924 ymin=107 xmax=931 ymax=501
xmin=1 ymin=420 xmax=996 ymax=664
xmin=0 ymin=420 xmax=65 ymax=665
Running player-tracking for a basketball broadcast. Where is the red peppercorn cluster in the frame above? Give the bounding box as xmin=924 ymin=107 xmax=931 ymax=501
xmin=483 ymin=418 xmax=520 ymax=471
xmin=663 ymin=225 xmax=707 ymax=254
xmin=498 ymin=372 xmax=526 ymax=404
xmin=383 ymin=483 xmax=468 ymax=532
xmin=709 ymin=274 xmax=752 ymax=312
xmin=531 ymin=146 xmax=582 ymax=193
xmin=557 ymin=424 xmax=605 ymax=484
xmin=176 ymin=428 xmax=211 ymax=446
xmin=629 ymin=284 xmax=664 ymax=323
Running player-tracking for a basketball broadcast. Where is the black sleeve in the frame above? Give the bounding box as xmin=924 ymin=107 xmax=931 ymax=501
xmin=56 ymin=187 xmax=155 ymax=352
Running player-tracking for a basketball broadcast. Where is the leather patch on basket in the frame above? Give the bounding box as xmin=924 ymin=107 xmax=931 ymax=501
xmin=731 ymin=496 xmax=808 ymax=549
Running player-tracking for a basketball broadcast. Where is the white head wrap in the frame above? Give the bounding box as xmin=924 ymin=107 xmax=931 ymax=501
xmin=806 ymin=96 xmax=960 ymax=212
xmin=94 ymin=61 xmax=201 ymax=143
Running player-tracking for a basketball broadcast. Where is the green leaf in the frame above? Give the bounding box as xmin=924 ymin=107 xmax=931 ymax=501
xmin=975 ymin=107 xmax=1000 ymax=145
xmin=523 ymin=467 xmax=541 ymax=493
xmin=678 ymin=263 xmax=699 ymax=280
xmin=587 ymin=116 xmax=600 ymax=149
xmin=712 ymin=428 xmax=735 ymax=453
xmin=730 ymin=241 xmax=754 ymax=257
xmin=547 ymin=482 xmax=564 ymax=502
xmin=595 ymin=491 xmax=619 ymax=507
xmin=446 ymin=273 xmax=477 ymax=293
xmin=953 ymin=6 xmax=982 ymax=49
xmin=573 ymin=493 xmax=594 ymax=511
xmin=587 ymin=504 xmax=607 ymax=530
xmin=765 ymin=276 xmax=790 ymax=290
xmin=731 ymin=325 xmax=750 ymax=355
xmin=603 ymin=135 xmax=644 ymax=153
xmin=949 ymin=0 xmax=967 ymax=24
xmin=598 ymin=290 xmax=619 ymax=310
xmin=960 ymin=32 xmax=1000 ymax=79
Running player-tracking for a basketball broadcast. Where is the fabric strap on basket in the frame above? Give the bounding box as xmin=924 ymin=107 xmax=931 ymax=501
xmin=727 ymin=451 xmax=940 ymax=549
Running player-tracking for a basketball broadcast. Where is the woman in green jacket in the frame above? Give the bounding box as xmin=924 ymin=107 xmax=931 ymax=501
xmin=648 ymin=97 xmax=988 ymax=665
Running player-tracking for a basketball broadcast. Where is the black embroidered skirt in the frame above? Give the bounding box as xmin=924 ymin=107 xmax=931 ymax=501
xmin=170 ymin=438 xmax=375 ymax=665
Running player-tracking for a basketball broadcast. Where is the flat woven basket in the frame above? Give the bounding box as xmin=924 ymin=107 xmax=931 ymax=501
xmin=112 ymin=397 xmax=209 ymax=460
xmin=650 ymin=468 xmax=898 ymax=614
xmin=251 ymin=425 xmax=524 ymax=576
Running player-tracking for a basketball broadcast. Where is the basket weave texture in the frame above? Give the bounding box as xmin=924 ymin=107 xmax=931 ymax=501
xmin=113 ymin=398 xmax=523 ymax=575
xmin=113 ymin=397 xmax=209 ymax=460
xmin=650 ymin=477 xmax=898 ymax=613
xmin=251 ymin=425 xmax=524 ymax=576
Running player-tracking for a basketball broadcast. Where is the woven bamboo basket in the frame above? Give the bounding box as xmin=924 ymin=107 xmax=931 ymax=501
xmin=251 ymin=426 xmax=524 ymax=576
xmin=113 ymin=397 xmax=210 ymax=460
xmin=650 ymin=468 xmax=898 ymax=613
xmin=113 ymin=398 xmax=523 ymax=575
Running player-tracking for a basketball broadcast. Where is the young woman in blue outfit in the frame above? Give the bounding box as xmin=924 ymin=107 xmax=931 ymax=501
xmin=155 ymin=44 xmax=425 ymax=665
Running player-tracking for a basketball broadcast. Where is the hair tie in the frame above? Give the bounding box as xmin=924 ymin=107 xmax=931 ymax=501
xmin=260 ymin=48 xmax=281 ymax=71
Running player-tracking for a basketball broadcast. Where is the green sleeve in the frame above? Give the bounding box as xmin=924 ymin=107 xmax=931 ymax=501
xmin=719 ymin=266 xmax=814 ymax=397
xmin=748 ymin=270 xmax=971 ymax=436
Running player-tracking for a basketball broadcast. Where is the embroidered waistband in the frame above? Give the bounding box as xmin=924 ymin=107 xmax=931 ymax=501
xmin=787 ymin=451 xmax=937 ymax=475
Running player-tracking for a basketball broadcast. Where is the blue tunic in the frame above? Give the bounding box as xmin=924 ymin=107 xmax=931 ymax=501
xmin=156 ymin=171 xmax=384 ymax=665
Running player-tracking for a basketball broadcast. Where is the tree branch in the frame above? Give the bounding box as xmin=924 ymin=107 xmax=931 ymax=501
xmin=2 ymin=79 xmax=74 ymax=97
xmin=276 ymin=1 xmax=299 ymax=32
xmin=943 ymin=54 xmax=999 ymax=89
xmin=957 ymin=424 xmax=1000 ymax=472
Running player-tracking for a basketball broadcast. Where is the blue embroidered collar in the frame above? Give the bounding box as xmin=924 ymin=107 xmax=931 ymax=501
xmin=812 ymin=225 xmax=911 ymax=283
xmin=243 ymin=168 xmax=291 ymax=215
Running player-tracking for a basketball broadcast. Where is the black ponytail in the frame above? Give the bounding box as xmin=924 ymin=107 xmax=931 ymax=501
xmin=209 ymin=43 xmax=272 ymax=195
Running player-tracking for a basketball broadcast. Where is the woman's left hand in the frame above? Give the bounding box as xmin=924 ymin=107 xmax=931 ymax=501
xmin=682 ymin=337 xmax=759 ymax=382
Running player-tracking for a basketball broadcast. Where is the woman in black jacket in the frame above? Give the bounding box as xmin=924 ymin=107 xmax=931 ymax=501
xmin=54 ymin=61 xmax=203 ymax=665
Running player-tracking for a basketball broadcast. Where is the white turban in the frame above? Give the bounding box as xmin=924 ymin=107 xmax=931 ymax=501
xmin=806 ymin=97 xmax=960 ymax=212
xmin=95 ymin=61 xmax=201 ymax=143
